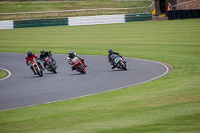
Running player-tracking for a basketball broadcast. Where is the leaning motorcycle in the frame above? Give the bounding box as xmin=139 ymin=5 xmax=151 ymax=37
xmin=111 ymin=54 xmax=127 ymax=70
xmin=43 ymin=56 xmax=57 ymax=73
xmin=72 ymin=57 xmax=86 ymax=74
xmin=30 ymin=58 xmax=43 ymax=77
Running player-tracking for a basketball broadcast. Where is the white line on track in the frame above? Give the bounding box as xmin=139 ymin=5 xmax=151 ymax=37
xmin=0 ymin=67 xmax=11 ymax=81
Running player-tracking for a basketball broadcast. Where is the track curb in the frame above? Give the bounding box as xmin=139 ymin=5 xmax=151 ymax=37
xmin=0 ymin=67 xmax=11 ymax=81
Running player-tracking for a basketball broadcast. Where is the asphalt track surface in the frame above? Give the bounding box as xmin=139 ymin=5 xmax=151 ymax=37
xmin=0 ymin=53 xmax=169 ymax=110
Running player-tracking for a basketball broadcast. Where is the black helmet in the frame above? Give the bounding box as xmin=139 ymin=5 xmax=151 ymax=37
xmin=40 ymin=49 xmax=45 ymax=55
xmin=69 ymin=50 xmax=74 ymax=58
xmin=108 ymin=49 xmax=113 ymax=54
xmin=27 ymin=51 xmax=32 ymax=57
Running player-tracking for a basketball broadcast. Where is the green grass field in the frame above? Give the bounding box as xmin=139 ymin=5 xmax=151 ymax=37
xmin=0 ymin=19 xmax=200 ymax=133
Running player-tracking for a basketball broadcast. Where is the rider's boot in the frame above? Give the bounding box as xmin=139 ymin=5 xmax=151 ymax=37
xmin=81 ymin=59 xmax=87 ymax=67
xmin=71 ymin=66 xmax=76 ymax=71
xmin=111 ymin=65 xmax=116 ymax=69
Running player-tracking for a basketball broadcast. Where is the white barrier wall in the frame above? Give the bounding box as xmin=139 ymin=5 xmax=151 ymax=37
xmin=68 ymin=14 xmax=125 ymax=26
xmin=0 ymin=20 xmax=13 ymax=29
xmin=0 ymin=13 xmax=152 ymax=29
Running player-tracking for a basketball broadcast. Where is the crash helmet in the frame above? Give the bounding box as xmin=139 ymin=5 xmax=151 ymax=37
xmin=69 ymin=50 xmax=74 ymax=58
xmin=108 ymin=49 xmax=113 ymax=54
xmin=27 ymin=51 xmax=32 ymax=57
xmin=40 ymin=49 xmax=45 ymax=55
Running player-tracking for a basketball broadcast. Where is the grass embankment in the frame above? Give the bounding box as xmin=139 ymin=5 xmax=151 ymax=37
xmin=0 ymin=19 xmax=200 ymax=132
xmin=0 ymin=0 xmax=153 ymax=13
xmin=0 ymin=69 xmax=7 ymax=79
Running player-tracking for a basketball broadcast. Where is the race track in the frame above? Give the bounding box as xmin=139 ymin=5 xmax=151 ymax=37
xmin=0 ymin=53 xmax=169 ymax=110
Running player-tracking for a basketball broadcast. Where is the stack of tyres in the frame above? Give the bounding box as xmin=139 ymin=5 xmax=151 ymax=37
xmin=193 ymin=9 xmax=200 ymax=18
xmin=192 ymin=9 xmax=198 ymax=18
xmin=167 ymin=11 xmax=173 ymax=20
xmin=198 ymin=9 xmax=200 ymax=18
xmin=197 ymin=9 xmax=200 ymax=18
xmin=168 ymin=9 xmax=200 ymax=20
xmin=178 ymin=10 xmax=183 ymax=19
xmin=182 ymin=10 xmax=188 ymax=19
xmin=172 ymin=10 xmax=178 ymax=20
xmin=187 ymin=10 xmax=193 ymax=19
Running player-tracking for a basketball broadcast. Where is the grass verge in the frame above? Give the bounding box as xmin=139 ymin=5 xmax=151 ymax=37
xmin=0 ymin=69 xmax=7 ymax=79
xmin=0 ymin=19 xmax=200 ymax=133
xmin=0 ymin=0 xmax=153 ymax=13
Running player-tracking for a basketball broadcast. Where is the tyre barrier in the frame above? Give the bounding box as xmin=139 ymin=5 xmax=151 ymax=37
xmin=168 ymin=9 xmax=200 ymax=20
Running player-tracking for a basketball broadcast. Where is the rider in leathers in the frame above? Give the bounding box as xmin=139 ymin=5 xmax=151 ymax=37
xmin=67 ymin=50 xmax=87 ymax=71
xmin=108 ymin=49 xmax=126 ymax=69
xmin=39 ymin=49 xmax=56 ymax=69
xmin=26 ymin=51 xmax=44 ymax=75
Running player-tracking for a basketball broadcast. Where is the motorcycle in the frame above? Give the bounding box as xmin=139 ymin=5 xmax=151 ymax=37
xmin=72 ymin=57 xmax=86 ymax=74
xmin=110 ymin=54 xmax=127 ymax=70
xmin=44 ymin=56 xmax=57 ymax=73
xmin=30 ymin=58 xmax=43 ymax=77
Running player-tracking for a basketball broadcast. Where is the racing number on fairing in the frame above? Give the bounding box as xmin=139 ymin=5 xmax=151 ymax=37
xmin=72 ymin=57 xmax=79 ymax=64
xmin=115 ymin=58 xmax=119 ymax=63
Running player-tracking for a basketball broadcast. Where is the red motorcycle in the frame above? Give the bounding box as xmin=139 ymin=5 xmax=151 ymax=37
xmin=72 ymin=57 xmax=86 ymax=74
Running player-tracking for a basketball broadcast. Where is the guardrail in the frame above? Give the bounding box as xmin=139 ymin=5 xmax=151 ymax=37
xmin=0 ymin=7 xmax=152 ymax=20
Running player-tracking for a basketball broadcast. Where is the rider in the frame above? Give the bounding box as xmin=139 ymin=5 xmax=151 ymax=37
xmin=39 ymin=49 xmax=56 ymax=69
xmin=26 ymin=51 xmax=44 ymax=75
xmin=108 ymin=49 xmax=126 ymax=69
xmin=67 ymin=50 xmax=87 ymax=71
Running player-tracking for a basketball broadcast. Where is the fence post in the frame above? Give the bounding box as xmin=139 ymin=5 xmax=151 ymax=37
xmin=86 ymin=10 xmax=88 ymax=16
xmin=31 ymin=13 xmax=33 ymax=19
xmin=16 ymin=14 xmax=18 ymax=20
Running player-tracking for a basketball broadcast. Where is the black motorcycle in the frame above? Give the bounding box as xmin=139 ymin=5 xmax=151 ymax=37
xmin=110 ymin=54 xmax=127 ymax=70
xmin=43 ymin=56 xmax=57 ymax=73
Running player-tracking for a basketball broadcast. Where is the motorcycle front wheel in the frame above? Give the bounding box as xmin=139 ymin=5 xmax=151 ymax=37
xmin=77 ymin=64 xmax=86 ymax=74
xmin=119 ymin=61 xmax=127 ymax=70
xmin=36 ymin=67 xmax=43 ymax=77
xmin=50 ymin=64 xmax=57 ymax=73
